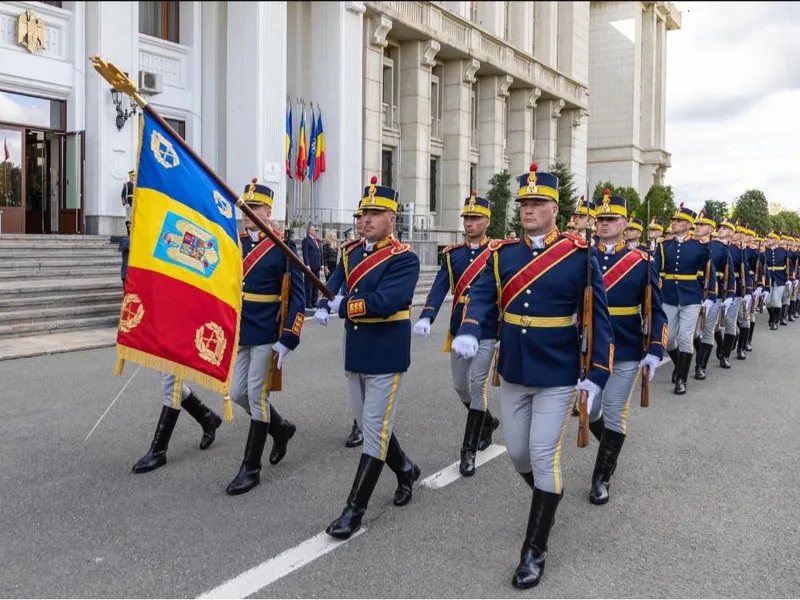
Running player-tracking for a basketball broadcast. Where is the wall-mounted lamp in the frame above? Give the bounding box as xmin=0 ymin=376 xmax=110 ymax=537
xmin=110 ymin=73 xmax=138 ymax=131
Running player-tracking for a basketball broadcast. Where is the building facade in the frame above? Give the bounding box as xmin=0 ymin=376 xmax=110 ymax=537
xmin=0 ymin=0 xmax=678 ymax=246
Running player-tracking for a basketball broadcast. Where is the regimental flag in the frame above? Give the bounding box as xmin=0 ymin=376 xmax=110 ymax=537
xmin=307 ymin=106 xmax=318 ymax=184
xmin=3 ymin=138 xmax=9 ymax=162
xmin=295 ymin=107 xmax=308 ymax=181
xmin=285 ymin=104 xmax=293 ymax=179
xmin=117 ymin=111 xmax=243 ymax=405
xmin=314 ymin=110 xmax=326 ymax=181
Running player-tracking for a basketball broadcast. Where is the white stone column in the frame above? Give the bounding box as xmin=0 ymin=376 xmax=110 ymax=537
xmin=441 ymin=59 xmax=478 ymax=233
xmin=200 ymin=0 xmax=224 ymax=175
xmin=362 ymin=14 xmax=392 ymax=188
xmin=533 ymin=99 xmax=563 ymax=168
xmin=534 ymin=1 xmax=558 ymax=68
xmin=477 ymin=75 xmax=512 ymax=197
xmin=226 ymin=1 xmax=288 ymax=222
xmin=507 ymin=2 xmax=533 ymax=55
xmin=508 ymin=88 xmax=539 ymax=179
xmin=558 ymin=109 xmax=589 ymax=196
xmin=309 ymin=1 xmax=365 ymax=231
xmin=84 ymin=0 xmax=140 ymax=235
xmin=398 ymin=40 xmax=439 ymax=219
xmin=640 ymin=4 xmax=657 ymax=150
xmin=475 ymin=1 xmax=502 ymax=38
xmin=656 ymin=16 xmax=667 ymax=150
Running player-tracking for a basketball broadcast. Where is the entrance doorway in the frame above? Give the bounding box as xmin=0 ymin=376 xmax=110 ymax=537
xmin=0 ymin=90 xmax=84 ymax=235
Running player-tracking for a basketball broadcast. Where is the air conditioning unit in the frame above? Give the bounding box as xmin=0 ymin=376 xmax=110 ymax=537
xmin=138 ymin=71 xmax=163 ymax=95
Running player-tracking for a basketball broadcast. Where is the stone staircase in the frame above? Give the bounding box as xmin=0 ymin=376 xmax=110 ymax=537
xmin=0 ymin=235 xmax=123 ymax=339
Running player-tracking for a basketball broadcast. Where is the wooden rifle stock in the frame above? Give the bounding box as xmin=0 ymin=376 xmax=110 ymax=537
xmin=578 ymin=284 xmax=593 ymax=448
xmin=268 ymin=271 xmax=291 ymax=392
xmin=641 ymin=280 xmax=652 ymax=408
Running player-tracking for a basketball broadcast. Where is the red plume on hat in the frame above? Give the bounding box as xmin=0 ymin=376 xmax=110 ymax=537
xmin=370 ymin=175 xmax=378 ymax=184
xmin=530 ymin=162 xmax=538 ymax=172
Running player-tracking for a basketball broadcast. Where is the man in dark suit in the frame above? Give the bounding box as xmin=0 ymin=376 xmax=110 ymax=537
xmin=302 ymin=224 xmax=322 ymax=308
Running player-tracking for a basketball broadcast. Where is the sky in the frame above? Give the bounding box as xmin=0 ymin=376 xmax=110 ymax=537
xmin=665 ymin=2 xmax=800 ymax=213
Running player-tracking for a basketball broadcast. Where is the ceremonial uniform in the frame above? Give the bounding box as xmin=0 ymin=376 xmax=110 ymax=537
xmin=587 ymin=192 xmax=667 ymax=506
xmin=452 ymin=164 xmax=614 ymax=589
xmin=788 ymin=239 xmax=799 ymax=320
xmin=625 ymin=216 xmax=645 ymax=251
xmin=318 ymin=177 xmax=422 ymax=541
xmin=693 ymin=214 xmax=735 ymax=380
xmin=654 ymin=205 xmax=715 ymax=395
xmin=342 ymin=209 xmax=365 ymax=449
xmin=764 ymin=232 xmax=789 ymax=329
xmin=416 ymin=192 xmax=500 ymax=476
xmin=225 ymin=181 xmax=306 ymax=496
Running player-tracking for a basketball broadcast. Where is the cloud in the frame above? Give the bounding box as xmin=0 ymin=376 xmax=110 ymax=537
xmin=665 ymin=2 xmax=800 ymax=211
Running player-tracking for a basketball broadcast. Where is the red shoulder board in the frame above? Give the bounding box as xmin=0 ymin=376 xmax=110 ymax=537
xmin=632 ymin=247 xmax=651 ymax=261
xmin=344 ymin=240 xmax=363 ymax=255
xmin=442 ymin=243 xmax=462 ymax=253
xmin=488 ymin=238 xmax=519 ymax=252
xmin=239 ymin=232 xmax=248 ymax=239
xmin=562 ymin=231 xmax=589 ymax=249
xmin=391 ymin=243 xmax=413 ymax=255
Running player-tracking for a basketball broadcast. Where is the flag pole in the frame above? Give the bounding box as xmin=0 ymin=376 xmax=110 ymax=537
xmin=91 ymin=55 xmax=333 ymax=300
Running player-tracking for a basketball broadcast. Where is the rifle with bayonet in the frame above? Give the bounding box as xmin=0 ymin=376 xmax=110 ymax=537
xmin=578 ymin=225 xmax=593 ymax=448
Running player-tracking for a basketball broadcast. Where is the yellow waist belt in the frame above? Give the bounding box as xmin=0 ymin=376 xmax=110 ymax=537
xmin=351 ymin=309 xmax=411 ymax=324
xmin=768 ymin=266 xmax=787 ymax=271
xmin=608 ymin=305 xmax=640 ymax=316
xmin=503 ymin=312 xmax=575 ymax=328
xmin=242 ymin=292 xmax=281 ymax=303
xmin=660 ymin=273 xmax=700 ymax=281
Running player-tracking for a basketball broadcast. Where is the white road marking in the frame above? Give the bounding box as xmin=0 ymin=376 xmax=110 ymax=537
xmin=420 ymin=443 xmax=508 ymax=490
xmin=196 ymin=443 xmax=508 ymax=598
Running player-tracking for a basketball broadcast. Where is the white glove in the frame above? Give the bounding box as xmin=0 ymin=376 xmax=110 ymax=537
xmin=451 ymin=334 xmax=479 ymax=359
xmin=313 ymin=308 xmax=329 ymax=326
xmin=272 ymin=341 xmax=290 ymax=370
xmin=722 ymin=297 xmax=733 ymax=311
xmin=702 ymin=299 xmax=714 ymax=312
xmin=638 ymin=353 xmax=661 ymax=382
xmin=755 ymin=287 xmax=763 ymax=296
xmin=494 ymin=340 xmax=501 ymax=350
xmin=413 ymin=318 xmax=431 ymax=338
xmin=576 ymin=379 xmax=601 ymax=415
xmin=329 ymin=294 xmax=344 ymax=314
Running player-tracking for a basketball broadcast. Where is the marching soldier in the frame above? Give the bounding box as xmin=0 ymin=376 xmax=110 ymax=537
xmin=654 ymin=204 xmax=715 ymax=395
xmin=624 ymin=216 xmax=646 ymax=250
xmin=647 ymin=218 xmax=664 ymax=251
xmin=450 ymin=163 xmax=614 ymax=589
xmin=588 ymin=191 xmax=667 ymax=504
xmin=225 ymin=179 xmax=306 ymax=496
xmin=786 ymin=235 xmax=798 ymax=322
xmin=692 ymin=210 xmax=734 ymax=380
xmin=569 ymin=195 xmax=595 ymax=238
xmin=737 ymin=224 xmax=760 ymax=355
xmin=316 ymin=176 xmax=421 ymax=540
xmin=121 ymin=169 xmax=135 ymax=235
xmin=343 ymin=208 xmax=366 ymax=449
xmin=413 ymin=191 xmax=501 ymax=477
xmin=764 ymin=231 xmax=788 ymax=330
xmin=746 ymin=235 xmax=767 ymax=350
xmin=790 ymin=237 xmax=800 ymax=320
xmin=717 ymin=220 xmax=751 ymax=365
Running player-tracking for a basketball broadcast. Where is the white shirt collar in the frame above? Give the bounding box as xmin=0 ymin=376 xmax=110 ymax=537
xmin=248 ymin=230 xmax=260 ymax=242
xmin=530 ymin=235 xmax=545 ymax=249
xmin=364 ymin=240 xmax=376 ymax=252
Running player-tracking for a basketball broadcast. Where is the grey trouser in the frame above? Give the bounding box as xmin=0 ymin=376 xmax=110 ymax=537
xmin=125 ymin=204 xmax=132 ymax=222
xmin=696 ymin=299 xmax=722 ymax=344
xmin=161 ymin=373 xmax=191 ymax=409
xmin=768 ymin=285 xmax=785 ymax=308
xmin=589 ymin=361 xmax=639 ymax=435
xmin=664 ymin=303 xmax=701 ymax=353
xmin=737 ymin=297 xmax=750 ymax=329
xmin=450 ymin=338 xmax=495 ymax=411
xmin=499 ymin=379 xmax=573 ymax=494
xmin=346 ymin=371 xmax=403 ymax=461
xmin=229 ymin=344 xmax=273 ymax=423
xmin=721 ymin=297 xmax=740 ymax=334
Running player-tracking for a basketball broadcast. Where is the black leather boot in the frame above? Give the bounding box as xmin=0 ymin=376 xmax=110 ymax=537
xmin=720 ymin=334 xmax=735 ymax=368
xmin=519 ymin=471 xmax=534 ymax=489
xmin=780 ymin=305 xmax=789 ymax=326
xmin=181 ymin=392 xmax=222 ymax=450
xmin=345 ymin=419 xmax=363 ymax=448
xmin=132 ymin=406 xmax=181 ymax=474
xmin=693 ymin=336 xmax=701 ymax=354
xmin=674 ymin=352 xmax=692 ymax=395
xmin=771 ymin=307 xmax=780 ymax=330
xmin=694 ymin=343 xmax=711 ymax=380
xmin=459 ymin=409 xmax=485 ymax=477
xmin=668 ymin=349 xmax=680 ymax=383
xmin=226 ymin=420 xmax=270 ymax=495
xmin=789 ymin=302 xmax=796 ymax=322
xmin=736 ymin=328 xmax=748 ymax=359
xmin=589 ymin=428 xmax=626 ymax=505
xmin=511 ymin=488 xmax=562 ymax=589
xmin=714 ymin=330 xmax=724 ymax=359
xmin=385 ymin=434 xmax=421 ymax=506
xmin=268 ymin=405 xmax=296 ymax=465
xmin=745 ymin=322 xmax=754 ymax=351
xmin=589 ymin=417 xmax=605 ymax=443
xmin=325 ymin=453 xmax=384 ymax=539
xmin=478 ymin=409 xmax=500 ymax=451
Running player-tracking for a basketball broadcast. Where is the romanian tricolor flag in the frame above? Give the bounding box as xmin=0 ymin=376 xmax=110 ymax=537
xmin=295 ymin=108 xmax=308 ymax=181
xmin=307 ymin=106 xmax=317 ymax=183
xmin=117 ymin=112 xmax=242 ymax=407
xmin=313 ymin=110 xmax=326 ymax=181
xmin=285 ymin=103 xmax=293 ymax=179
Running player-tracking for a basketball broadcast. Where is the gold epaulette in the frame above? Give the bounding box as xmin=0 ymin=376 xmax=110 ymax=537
xmin=488 ymin=238 xmax=519 ymax=252
xmin=344 ymin=240 xmax=364 ymax=255
xmin=631 ymin=247 xmax=651 ymax=261
xmin=562 ymin=231 xmax=589 ymax=249
xmin=442 ymin=243 xmax=462 ymax=254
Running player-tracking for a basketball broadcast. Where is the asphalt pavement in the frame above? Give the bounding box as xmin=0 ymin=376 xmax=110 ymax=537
xmin=1 ymin=314 xmax=799 ymax=598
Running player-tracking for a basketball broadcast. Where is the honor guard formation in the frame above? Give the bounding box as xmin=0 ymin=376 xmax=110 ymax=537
xmin=124 ymin=162 xmax=799 ymax=591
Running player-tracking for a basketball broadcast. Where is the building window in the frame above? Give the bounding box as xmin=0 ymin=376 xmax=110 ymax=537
xmin=503 ymin=1 xmax=510 ymax=41
xmin=531 ymin=106 xmax=537 ymax=159
xmin=164 ymin=118 xmax=186 ymax=140
xmin=381 ymin=149 xmax=394 ymax=189
xmin=470 ymin=163 xmax=477 ymax=192
xmin=382 ymin=46 xmax=400 ymax=130
xmin=430 ymin=65 xmax=443 ymax=141
xmin=502 ymin=98 xmax=510 ymax=161
xmin=469 ymin=1 xmax=479 ymax=23
xmin=429 ymin=158 xmax=439 ymax=213
xmin=139 ymin=1 xmax=180 ymax=44
xmin=470 ymin=85 xmax=479 ymax=151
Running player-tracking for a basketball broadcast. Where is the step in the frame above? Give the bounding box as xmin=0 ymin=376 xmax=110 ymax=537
xmin=0 ymin=234 xmax=112 ymax=242
xmin=0 ymin=257 xmax=122 ymax=271
xmin=0 ymin=265 xmax=121 ymax=280
xmin=0 ymin=248 xmax=120 ymax=259
xmin=0 ymin=314 xmax=120 ymax=340
xmin=0 ymin=277 xmax=122 ymax=298
xmin=0 ymin=301 xmax=121 ymax=325
xmin=0 ymin=289 xmax=123 ymax=310
xmin=0 ymin=240 xmax=116 ymax=252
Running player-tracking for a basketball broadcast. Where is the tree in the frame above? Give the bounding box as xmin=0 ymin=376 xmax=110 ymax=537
xmin=770 ymin=210 xmax=800 ymax=234
xmin=486 ymin=171 xmax=512 ymax=240
xmin=548 ymin=158 xmax=578 ymax=231
xmin=508 ymin=202 xmax=521 ymax=236
xmin=732 ymin=189 xmax=770 ymax=236
xmin=642 ymin=184 xmax=677 ymax=228
xmin=591 ymin=181 xmax=642 ymax=219
xmin=702 ymin=200 xmax=728 ymax=224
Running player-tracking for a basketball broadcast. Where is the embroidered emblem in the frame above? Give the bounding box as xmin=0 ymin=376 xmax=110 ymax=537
xmin=348 ymin=298 xmax=367 ymax=318
xmin=150 ymin=130 xmax=180 ymax=169
xmin=468 ymin=192 xmax=477 ymax=211
xmin=291 ymin=313 xmax=304 ymax=336
xmin=155 ymin=212 xmax=220 ymax=278
xmin=213 ymin=190 xmax=233 ymax=219
xmin=195 ymin=322 xmax=227 ymax=366
xmin=119 ymin=293 xmax=145 ymax=333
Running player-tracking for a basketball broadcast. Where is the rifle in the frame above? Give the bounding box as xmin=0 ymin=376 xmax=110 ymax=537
xmin=719 ymin=253 xmax=730 ymax=324
xmin=740 ymin=251 xmax=750 ymax=322
xmin=698 ymin=258 xmax=712 ymax=331
xmin=268 ymin=255 xmax=292 ymax=392
xmin=578 ymin=226 xmax=593 ymax=448
xmin=640 ymin=197 xmax=653 ymax=407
